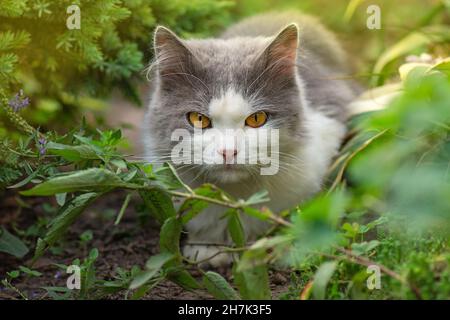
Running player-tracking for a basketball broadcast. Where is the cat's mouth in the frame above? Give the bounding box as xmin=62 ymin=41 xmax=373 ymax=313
xmin=206 ymin=163 xmax=254 ymax=183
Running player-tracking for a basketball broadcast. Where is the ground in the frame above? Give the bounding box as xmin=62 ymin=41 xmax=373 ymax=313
xmin=0 ymin=190 xmax=290 ymax=300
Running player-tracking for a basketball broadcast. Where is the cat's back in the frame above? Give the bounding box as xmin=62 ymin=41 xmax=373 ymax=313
xmin=221 ymin=11 xmax=348 ymax=70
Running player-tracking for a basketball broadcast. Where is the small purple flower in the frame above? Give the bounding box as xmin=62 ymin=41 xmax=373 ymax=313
xmin=8 ymin=89 xmax=30 ymax=112
xmin=38 ymin=137 xmax=47 ymax=156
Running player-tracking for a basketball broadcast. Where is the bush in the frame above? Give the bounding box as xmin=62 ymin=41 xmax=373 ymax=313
xmin=0 ymin=0 xmax=233 ymax=130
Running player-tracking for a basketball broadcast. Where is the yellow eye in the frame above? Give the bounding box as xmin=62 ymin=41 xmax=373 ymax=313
xmin=188 ymin=112 xmax=211 ymax=129
xmin=245 ymin=111 xmax=268 ymax=128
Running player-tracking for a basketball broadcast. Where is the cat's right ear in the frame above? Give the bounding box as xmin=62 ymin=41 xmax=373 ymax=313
xmin=153 ymin=26 xmax=194 ymax=76
xmin=259 ymin=24 xmax=299 ymax=76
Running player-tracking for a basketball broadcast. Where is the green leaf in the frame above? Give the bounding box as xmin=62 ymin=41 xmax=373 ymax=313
xmin=430 ymin=57 xmax=450 ymax=76
xmin=167 ymin=269 xmax=201 ymax=290
xmin=244 ymin=190 xmax=270 ymax=206
xmin=139 ymin=188 xmax=176 ymax=224
xmin=33 ymin=192 xmax=100 ymax=261
xmin=242 ymin=206 xmax=270 ymax=221
xmin=0 ymin=228 xmax=29 ymax=258
xmin=179 ymin=197 xmax=209 ymax=225
xmin=153 ymin=163 xmax=186 ymax=190
xmin=111 ymin=158 xmax=127 ymax=170
xmin=351 ymin=240 xmax=380 ymax=256
xmin=203 ymin=271 xmax=240 ymax=300
xmin=55 ymin=193 xmax=67 ymax=206
xmin=159 ymin=217 xmax=182 ymax=255
xmin=233 ymin=264 xmax=271 ymax=300
xmin=114 ymin=193 xmax=131 ymax=225
xmin=7 ymin=270 xmax=20 ymax=278
xmin=158 ymin=217 xmax=202 ymax=290
xmin=312 ymin=261 xmax=338 ymax=300
xmin=18 ymin=265 xmax=42 ymax=277
xmin=129 ymin=252 xmax=175 ymax=289
xmin=47 ymin=142 xmax=99 ymax=161
xmin=344 ymin=0 xmax=365 ymax=22
xmin=7 ymin=165 xmax=46 ymax=189
xmin=21 ymin=168 xmax=131 ymax=196
xmin=373 ymin=25 xmax=450 ymax=81
xmin=179 ymin=184 xmax=221 ymax=224
xmin=227 ymin=210 xmax=246 ymax=248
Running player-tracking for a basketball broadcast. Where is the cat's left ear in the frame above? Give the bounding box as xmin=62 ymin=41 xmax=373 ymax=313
xmin=153 ymin=26 xmax=195 ymax=76
xmin=262 ymin=23 xmax=299 ymax=73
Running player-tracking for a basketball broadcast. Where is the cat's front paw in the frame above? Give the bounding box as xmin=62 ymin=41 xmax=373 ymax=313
xmin=183 ymin=244 xmax=232 ymax=268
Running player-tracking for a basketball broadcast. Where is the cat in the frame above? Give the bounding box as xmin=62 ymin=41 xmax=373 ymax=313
xmin=143 ymin=11 xmax=360 ymax=267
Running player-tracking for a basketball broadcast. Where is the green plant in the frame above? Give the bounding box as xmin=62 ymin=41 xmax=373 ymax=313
xmin=0 ymin=0 xmax=234 ymax=132
xmin=1 ymin=0 xmax=449 ymax=301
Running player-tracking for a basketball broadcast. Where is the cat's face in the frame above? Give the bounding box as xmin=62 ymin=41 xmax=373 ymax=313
xmin=145 ymin=24 xmax=305 ymax=184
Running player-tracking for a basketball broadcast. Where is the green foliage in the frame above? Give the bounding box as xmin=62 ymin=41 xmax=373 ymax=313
xmin=1 ymin=0 xmax=449 ymax=301
xmin=7 ymin=58 xmax=448 ymax=300
xmin=312 ymin=261 xmax=338 ymax=300
xmin=0 ymin=228 xmax=29 ymax=258
xmin=0 ymin=0 xmax=234 ymax=130
xmin=203 ymin=271 xmax=241 ymax=300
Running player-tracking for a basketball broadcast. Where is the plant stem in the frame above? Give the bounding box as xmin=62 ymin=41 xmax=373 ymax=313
xmin=168 ymin=189 xmax=293 ymax=227
xmin=317 ymin=247 xmax=422 ymax=299
xmin=1 ymin=279 xmax=28 ymax=300
xmin=328 ymin=129 xmax=388 ymax=193
xmin=169 ymin=190 xmax=242 ymax=209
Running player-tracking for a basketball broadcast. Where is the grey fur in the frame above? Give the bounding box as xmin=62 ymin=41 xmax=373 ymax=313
xmin=143 ymin=11 xmax=360 ymax=266
xmin=222 ymin=11 xmax=361 ymax=121
xmin=145 ymin=11 xmax=359 ymax=156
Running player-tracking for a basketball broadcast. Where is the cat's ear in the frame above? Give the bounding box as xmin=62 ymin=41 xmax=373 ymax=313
xmin=153 ymin=26 xmax=194 ymax=76
xmin=262 ymin=23 xmax=299 ymax=74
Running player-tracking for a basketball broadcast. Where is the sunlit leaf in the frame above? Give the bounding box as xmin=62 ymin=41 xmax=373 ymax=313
xmin=21 ymin=168 xmax=134 ymax=196
xmin=233 ymin=264 xmax=271 ymax=300
xmin=129 ymin=252 xmax=175 ymax=289
xmin=312 ymin=261 xmax=338 ymax=300
xmin=373 ymin=25 xmax=450 ymax=83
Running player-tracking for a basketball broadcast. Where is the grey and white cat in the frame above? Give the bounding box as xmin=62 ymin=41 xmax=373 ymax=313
xmin=143 ymin=11 xmax=359 ymax=266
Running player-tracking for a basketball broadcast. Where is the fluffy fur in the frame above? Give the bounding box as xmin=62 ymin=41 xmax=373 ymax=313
xmin=143 ymin=11 xmax=359 ymax=266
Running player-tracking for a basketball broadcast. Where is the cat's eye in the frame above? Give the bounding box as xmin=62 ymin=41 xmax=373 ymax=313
xmin=187 ymin=112 xmax=211 ymax=129
xmin=245 ymin=111 xmax=268 ymax=128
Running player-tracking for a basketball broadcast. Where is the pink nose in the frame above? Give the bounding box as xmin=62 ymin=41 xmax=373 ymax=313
xmin=218 ymin=149 xmax=238 ymax=162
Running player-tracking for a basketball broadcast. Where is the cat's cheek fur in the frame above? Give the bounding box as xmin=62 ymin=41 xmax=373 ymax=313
xmin=181 ymin=106 xmax=346 ymax=253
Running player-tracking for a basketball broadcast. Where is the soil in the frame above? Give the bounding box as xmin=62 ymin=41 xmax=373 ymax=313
xmin=0 ymin=190 xmax=291 ymax=300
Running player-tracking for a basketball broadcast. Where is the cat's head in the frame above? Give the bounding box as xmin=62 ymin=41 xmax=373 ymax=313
xmin=145 ymin=24 xmax=306 ymax=184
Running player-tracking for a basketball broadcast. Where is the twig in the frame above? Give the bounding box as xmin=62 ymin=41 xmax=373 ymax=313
xmin=317 ymin=247 xmax=422 ymax=299
xmin=1 ymin=279 xmax=28 ymax=300
xmin=166 ymin=189 xmax=293 ymax=228
xmin=169 ymin=190 xmax=242 ymax=209
xmin=328 ymin=129 xmax=388 ymax=193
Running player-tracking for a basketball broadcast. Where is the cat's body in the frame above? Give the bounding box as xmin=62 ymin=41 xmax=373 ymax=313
xmin=143 ymin=11 xmax=359 ymax=266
